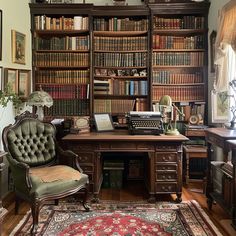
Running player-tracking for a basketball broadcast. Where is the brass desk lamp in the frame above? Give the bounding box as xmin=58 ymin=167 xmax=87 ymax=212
xmin=159 ymin=95 xmax=185 ymax=135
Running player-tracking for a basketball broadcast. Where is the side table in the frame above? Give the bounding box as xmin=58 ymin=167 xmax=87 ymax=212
xmin=183 ymin=145 xmax=207 ymax=185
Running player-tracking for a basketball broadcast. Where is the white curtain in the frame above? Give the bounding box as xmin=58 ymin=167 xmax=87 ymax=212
xmin=214 ymin=0 xmax=236 ymax=92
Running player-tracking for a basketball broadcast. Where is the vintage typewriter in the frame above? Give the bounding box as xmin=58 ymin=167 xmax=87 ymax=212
xmin=126 ymin=111 xmax=164 ymax=135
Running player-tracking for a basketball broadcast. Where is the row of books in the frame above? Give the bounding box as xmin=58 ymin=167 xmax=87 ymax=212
xmin=152 ymin=35 xmax=204 ymax=50
xmin=152 ymin=52 xmax=204 ymax=66
xmin=94 ymin=36 xmax=147 ymax=51
xmin=152 ymin=71 xmax=203 ymax=84
xmin=35 ymin=70 xmax=90 ymax=84
xmin=94 ymin=79 xmax=148 ymax=96
xmin=94 ymin=99 xmax=135 ymax=113
xmin=152 ymin=85 xmax=205 ymax=102
xmin=39 ymin=84 xmax=89 ymax=99
xmin=44 ymin=99 xmax=90 ymax=116
xmin=34 ymin=15 xmax=89 ymax=30
xmin=35 ymin=36 xmax=89 ymax=51
xmin=94 ymin=68 xmax=147 ymax=77
xmin=153 ymin=16 xmax=205 ymax=30
xmin=34 ymin=52 xmax=89 ymax=67
xmin=93 ymin=18 xmax=148 ymax=31
xmin=189 ymin=158 xmax=207 ymax=177
xmin=135 ymin=98 xmax=148 ymax=112
xmin=94 ymin=52 xmax=147 ymax=67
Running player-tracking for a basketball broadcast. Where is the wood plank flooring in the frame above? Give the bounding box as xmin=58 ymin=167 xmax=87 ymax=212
xmin=2 ymin=181 xmax=234 ymax=236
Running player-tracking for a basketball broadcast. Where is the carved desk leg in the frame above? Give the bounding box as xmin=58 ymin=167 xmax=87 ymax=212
xmin=206 ymin=143 xmax=213 ymax=210
xmin=231 ymin=148 xmax=236 ymax=229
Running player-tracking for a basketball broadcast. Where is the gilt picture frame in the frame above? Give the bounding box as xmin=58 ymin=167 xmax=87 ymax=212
xmin=94 ymin=113 xmax=114 ymax=132
xmin=4 ymin=68 xmax=18 ymax=94
xmin=12 ymin=30 xmax=26 ymax=64
xmin=18 ymin=69 xmax=31 ymax=99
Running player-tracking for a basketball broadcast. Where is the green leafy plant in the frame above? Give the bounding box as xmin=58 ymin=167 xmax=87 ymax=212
xmin=0 ymin=83 xmax=22 ymax=109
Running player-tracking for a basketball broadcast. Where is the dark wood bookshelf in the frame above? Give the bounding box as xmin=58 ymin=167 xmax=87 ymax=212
xmin=29 ymin=2 xmax=210 ymax=126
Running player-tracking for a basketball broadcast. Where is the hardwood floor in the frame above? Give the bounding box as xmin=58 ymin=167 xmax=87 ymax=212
xmin=2 ymin=181 xmax=233 ymax=236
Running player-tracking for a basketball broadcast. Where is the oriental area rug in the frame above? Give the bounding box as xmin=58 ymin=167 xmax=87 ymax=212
xmin=10 ymin=200 xmax=222 ymax=236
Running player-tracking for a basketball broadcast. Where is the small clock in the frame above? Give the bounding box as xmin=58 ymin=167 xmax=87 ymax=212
xmin=73 ymin=116 xmax=90 ymax=129
xmin=189 ymin=115 xmax=199 ymax=125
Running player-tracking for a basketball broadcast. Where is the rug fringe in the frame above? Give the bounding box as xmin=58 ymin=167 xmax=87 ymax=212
xmin=191 ymin=200 xmax=223 ymax=236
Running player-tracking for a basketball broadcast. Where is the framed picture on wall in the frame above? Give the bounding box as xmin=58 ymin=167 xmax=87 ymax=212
xmin=0 ymin=10 xmax=2 ymax=61
xmin=18 ymin=70 xmax=31 ymax=98
xmin=211 ymin=90 xmax=229 ymax=123
xmin=11 ymin=30 xmax=26 ymax=64
xmin=4 ymin=68 xmax=18 ymax=94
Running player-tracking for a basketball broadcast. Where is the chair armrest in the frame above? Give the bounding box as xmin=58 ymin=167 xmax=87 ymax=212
xmin=6 ymin=153 xmax=32 ymax=190
xmin=56 ymin=146 xmax=84 ymax=173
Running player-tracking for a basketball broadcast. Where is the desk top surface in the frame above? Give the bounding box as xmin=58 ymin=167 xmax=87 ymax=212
xmin=63 ymin=130 xmax=188 ymax=142
xmin=205 ymin=127 xmax=236 ymax=139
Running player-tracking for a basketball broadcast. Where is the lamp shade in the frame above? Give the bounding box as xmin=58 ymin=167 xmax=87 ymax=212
xmin=159 ymin=95 xmax=172 ymax=106
xmin=27 ymin=88 xmax=53 ymax=108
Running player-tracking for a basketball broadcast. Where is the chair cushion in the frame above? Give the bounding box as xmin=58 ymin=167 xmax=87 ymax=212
xmin=29 ymin=165 xmax=88 ymax=198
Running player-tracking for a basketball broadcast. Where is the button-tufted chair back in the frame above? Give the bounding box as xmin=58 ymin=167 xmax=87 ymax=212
xmin=3 ymin=112 xmax=56 ymax=167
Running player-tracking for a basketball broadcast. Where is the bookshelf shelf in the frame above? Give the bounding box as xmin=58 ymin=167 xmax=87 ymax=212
xmin=35 ymin=30 xmax=90 ymax=35
xmin=93 ymin=31 xmax=148 ymax=36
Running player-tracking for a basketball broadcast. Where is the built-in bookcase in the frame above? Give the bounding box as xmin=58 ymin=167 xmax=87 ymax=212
xmin=30 ymin=3 xmax=93 ymax=119
xmin=30 ymin=2 xmax=209 ymax=126
xmin=149 ymin=2 xmax=210 ymax=123
xmin=92 ymin=5 xmax=150 ymax=126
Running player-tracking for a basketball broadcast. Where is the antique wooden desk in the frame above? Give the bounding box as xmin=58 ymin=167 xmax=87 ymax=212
xmin=205 ymin=128 xmax=236 ymax=230
xmin=0 ymin=151 xmax=7 ymax=235
xmin=62 ymin=130 xmax=188 ymax=202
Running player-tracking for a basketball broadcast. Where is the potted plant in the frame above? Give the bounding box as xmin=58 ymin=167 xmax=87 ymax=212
xmin=0 ymin=83 xmax=22 ymax=109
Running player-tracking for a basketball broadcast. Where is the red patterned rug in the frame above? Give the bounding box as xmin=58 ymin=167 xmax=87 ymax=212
xmin=10 ymin=200 xmax=222 ymax=236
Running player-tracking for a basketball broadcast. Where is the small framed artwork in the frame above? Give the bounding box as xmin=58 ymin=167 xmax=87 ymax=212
xmin=4 ymin=68 xmax=18 ymax=94
xmin=18 ymin=69 xmax=31 ymax=98
xmin=0 ymin=10 xmax=2 ymax=61
xmin=94 ymin=113 xmax=114 ymax=132
xmin=211 ymin=90 xmax=229 ymax=123
xmin=11 ymin=30 xmax=26 ymax=64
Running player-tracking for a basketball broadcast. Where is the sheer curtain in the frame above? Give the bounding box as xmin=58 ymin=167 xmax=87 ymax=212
xmin=215 ymin=0 xmax=236 ymax=92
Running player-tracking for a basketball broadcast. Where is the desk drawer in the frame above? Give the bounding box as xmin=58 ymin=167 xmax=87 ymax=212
xmin=77 ymin=152 xmax=94 ymax=164
xmin=99 ymin=142 xmax=154 ymax=151
xmin=68 ymin=144 xmax=95 ymax=152
xmin=155 ymin=153 xmax=177 ymax=162
xmin=80 ymin=164 xmax=94 ymax=173
xmin=156 ymin=172 xmax=177 ymax=181
xmin=155 ymin=183 xmax=177 ymax=193
xmin=156 ymin=144 xmax=179 ymax=152
xmin=156 ymin=164 xmax=177 ymax=171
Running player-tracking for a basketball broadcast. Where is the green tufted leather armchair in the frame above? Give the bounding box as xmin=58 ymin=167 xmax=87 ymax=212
xmin=2 ymin=111 xmax=90 ymax=235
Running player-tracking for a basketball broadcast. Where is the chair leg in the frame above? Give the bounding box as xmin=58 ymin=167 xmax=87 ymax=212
xmin=82 ymin=186 xmax=90 ymax=212
xmin=15 ymin=195 xmax=20 ymax=214
xmin=30 ymin=200 xmax=40 ymax=235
